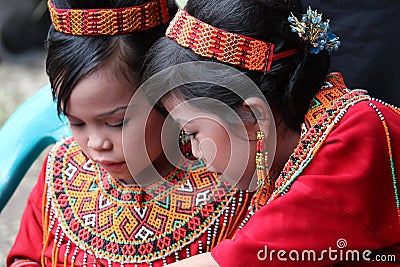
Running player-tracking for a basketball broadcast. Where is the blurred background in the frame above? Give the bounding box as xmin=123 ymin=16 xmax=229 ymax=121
xmin=0 ymin=0 xmax=187 ymax=265
xmin=0 ymin=0 xmax=49 ymax=263
xmin=0 ymin=0 xmax=49 ymax=126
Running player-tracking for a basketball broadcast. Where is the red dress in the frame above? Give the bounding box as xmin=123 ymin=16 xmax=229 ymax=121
xmin=212 ymin=73 xmax=400 ymax=266
xmin=7 ymin=138 xmax=253 ymax=267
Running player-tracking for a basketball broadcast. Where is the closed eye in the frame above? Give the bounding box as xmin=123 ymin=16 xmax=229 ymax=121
xmin=183 ymin=131 xmax=197 ymax=142
xmin=106 ymin=121 xmax=124 ymax=128
xmin=69 ymin=121 xmax=85 ymax=128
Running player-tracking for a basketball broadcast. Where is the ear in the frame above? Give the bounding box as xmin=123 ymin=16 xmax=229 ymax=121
xmin=242 ymin=97 xmax=274 ymax=139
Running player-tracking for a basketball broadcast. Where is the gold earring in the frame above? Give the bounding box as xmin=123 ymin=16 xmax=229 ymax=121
xmin=179 ymin=129 xmax=189 ymax=145
xmin=179 ymin=129 xmax=192 ymax=159
xmin=255 ymin=130 xmax=273 ymax=207
xmin=256 ymin=130 xmax=268 ymax=185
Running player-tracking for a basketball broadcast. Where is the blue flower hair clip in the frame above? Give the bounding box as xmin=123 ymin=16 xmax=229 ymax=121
xmin=288 ymin=6 xmax=341 ymax=54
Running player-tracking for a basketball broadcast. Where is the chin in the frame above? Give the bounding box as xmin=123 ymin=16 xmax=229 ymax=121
xmin=110 ymin=170 xmax=133 ymax=181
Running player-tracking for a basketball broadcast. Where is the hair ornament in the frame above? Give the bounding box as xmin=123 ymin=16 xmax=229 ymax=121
xmin=288 ymin=6 xmax=341 ymax=54
xmin=47 ymin=0 xmax=169 ymax=36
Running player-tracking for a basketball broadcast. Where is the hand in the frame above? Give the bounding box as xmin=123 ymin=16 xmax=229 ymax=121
xmin=166 ymin=252 xmax=219 ymax=267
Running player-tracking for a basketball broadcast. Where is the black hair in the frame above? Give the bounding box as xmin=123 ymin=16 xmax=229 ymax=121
xmin=142 ymin=0 xmax=330 ymax=131
xmin=46 ymin=0 xmax=178 ymax=115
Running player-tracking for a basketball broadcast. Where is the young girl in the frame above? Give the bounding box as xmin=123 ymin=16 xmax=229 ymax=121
xmin=6 ymin=0 xmax=253 ymax=266
xmin=140 ymin=0 xmax=400 ymax=266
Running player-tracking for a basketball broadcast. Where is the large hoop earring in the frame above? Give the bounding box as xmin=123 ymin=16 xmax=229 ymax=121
xmin=179 ymin=129 xmax=192 ymax=159
xmin=179 ymin=129 xmax=189 ymax=145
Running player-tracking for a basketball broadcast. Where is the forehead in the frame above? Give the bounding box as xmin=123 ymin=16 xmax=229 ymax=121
xmin=66 ymin=64 xmax=138 ymax=116
xmin=62 ymin=54 xmax=139 ymax=107
xmin=163 ymin=94 xmax=246 ymax=125
xmin=163 ymin=98 xmax=222 ymax=129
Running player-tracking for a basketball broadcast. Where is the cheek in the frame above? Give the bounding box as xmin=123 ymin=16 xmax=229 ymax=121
xmin=216 ymin=136 xmax=232 ymax=168
xmin=124 ymin=110 xmax=165 ymax=160
xmin=145 ymin=111 xmax=163 ymax=136
xmin=216 ymin=133 xmax=253 ymax=174
xmin=200 ymin=132 xmax=232 ymax=169
xmin=112 ymin=131 xmax=124 ymax=151
xmin=123 ymin=129 xmax=144 ymax=154
xmin=144 ymin=110 xmax=164 ymax=145
xmin=70 ymin=128 xmax=88 ymax=150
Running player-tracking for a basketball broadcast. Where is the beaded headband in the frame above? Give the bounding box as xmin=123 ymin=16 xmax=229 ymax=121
xmin=48 ymin=0 xmax=169 ymax=36
xmin=166 ymin=9 xmax=300 ymax=72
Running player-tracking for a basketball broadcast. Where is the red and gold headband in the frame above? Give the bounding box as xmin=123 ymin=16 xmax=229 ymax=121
xmin=166 ymin=9 xmax=300 ymax=72
xmin=48 ymin=0 xmax=169 ymax=36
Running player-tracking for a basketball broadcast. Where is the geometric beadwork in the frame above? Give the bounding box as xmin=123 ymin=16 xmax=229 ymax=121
xmin=46 ymin=137 xmax=246 ymax=263
xmin=166 ymin=9 xmax=300 ymax=72
xmin=252 ymin=73 xmax=371 ymax=210
xmin=305 ymin=72 xmax=349 ymax=128
xmin=48 ymin=0 xmax=170 ymax=36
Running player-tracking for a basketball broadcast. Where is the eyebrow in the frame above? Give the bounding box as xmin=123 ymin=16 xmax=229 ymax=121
xmin=64 ymin=106 xmax=128 ymax=121
xmin=96 ymin=106 xmax=128 ymax=119
xmin=64 ymin=113 xmax=80 ymax=121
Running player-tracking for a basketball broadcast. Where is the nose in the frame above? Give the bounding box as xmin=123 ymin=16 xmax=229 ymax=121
xmin=87 ymin=132 xmax=112 ymax=151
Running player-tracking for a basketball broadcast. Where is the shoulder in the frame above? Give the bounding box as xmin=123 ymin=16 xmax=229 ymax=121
xmin=45 ymin=136 xmax=93 ymax=183
xmin=48 ymin=136 xmax=78 ymax=155
xmin=307 ymin=97 xmax=400 ymax=174
xmin=46 ymin=136 xmax=82 ymax=167
xmin=299 ymin=98 xmax=400 ymax=235
xmin=326 ymin=98 xmax=399 ymax=147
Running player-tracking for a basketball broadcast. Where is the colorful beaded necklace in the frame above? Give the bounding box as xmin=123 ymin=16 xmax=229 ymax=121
xmin=246 ymin=73 xmax=400 ymax=225
xmin=43 ymin=137 xmax=252 ymax=266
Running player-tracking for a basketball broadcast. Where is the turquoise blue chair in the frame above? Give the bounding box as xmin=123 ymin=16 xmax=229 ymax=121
xmin=0 ymin=84 xmax=71 ymax=212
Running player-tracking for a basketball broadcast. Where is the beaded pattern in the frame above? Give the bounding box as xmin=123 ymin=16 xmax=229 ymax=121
xmin=368 ymin=102 xmax=400 ymax=223
xmin=304 ymin=73 xmax=351 ymax=129
xmin=48 ymin=0 xmax=169 ymax=36
xmin=166 ymin=9 xmax=300 ymax=72
xmin=255 ymin=131 xmax=267 ymax=184
xmin=253 ymin=131 xmax=274 ymax=208
xmin=249 ymin=73 xmax=400 ymax=218
xmin=267 ymin=74 xmax=370 ymax=204
xmin=43 ymin=137 xmax=253 ymax=265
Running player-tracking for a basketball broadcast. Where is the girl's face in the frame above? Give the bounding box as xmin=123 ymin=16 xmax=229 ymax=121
xmin=63 ymin=60 xmax=165 ymax=181
xmin=164 ymin=99 xmax=258 ymax=190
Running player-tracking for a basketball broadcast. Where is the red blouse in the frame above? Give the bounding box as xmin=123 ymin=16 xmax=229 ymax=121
xmin=212 ymin=75 xmax=400 ymax=266
xmin=7 ymin=139 xmax=253 ymax=267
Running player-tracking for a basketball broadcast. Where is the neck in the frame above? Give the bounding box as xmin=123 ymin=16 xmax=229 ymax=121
xmin=132 ymin=151 xmax=177 ymax=187
xmin=116 ymin=151 xmax=176 ymax=187
xmin=271 ymin=121 xmax=301 ymax=172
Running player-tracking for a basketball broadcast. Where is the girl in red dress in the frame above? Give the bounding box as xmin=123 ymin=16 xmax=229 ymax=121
xmin=7 ymin=0 xmax=253 ymax=266
xmin=139 ymin=0 xmax=400 ymax=266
